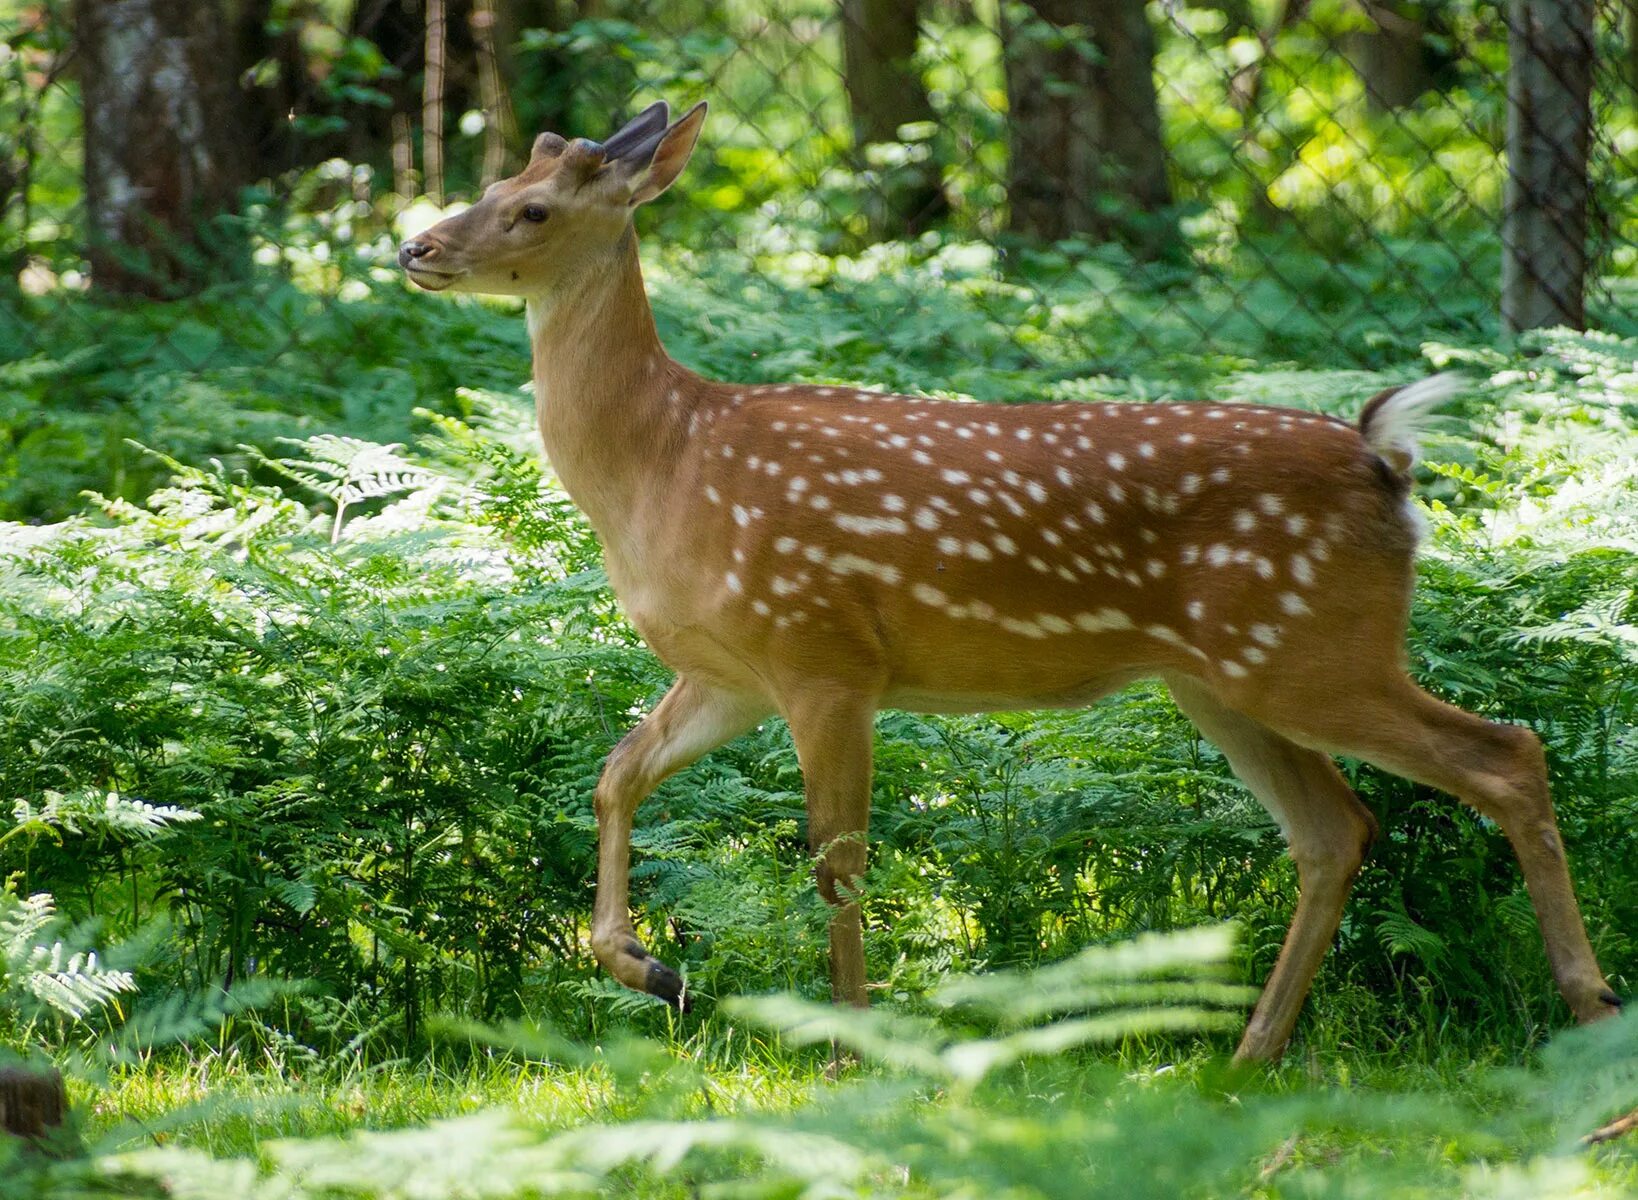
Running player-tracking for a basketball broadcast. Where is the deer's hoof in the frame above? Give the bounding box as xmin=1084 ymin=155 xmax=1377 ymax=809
xmin=644 ymin=958 xmax=691 ymax=1013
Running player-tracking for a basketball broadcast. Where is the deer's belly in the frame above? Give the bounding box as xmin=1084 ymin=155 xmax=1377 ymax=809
xmin=882 ymin=672 xmax=1143 ymax=715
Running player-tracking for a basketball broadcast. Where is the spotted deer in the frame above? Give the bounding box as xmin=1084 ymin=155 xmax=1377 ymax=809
xmin=398 ymin=101 xmax=1619 ymax=1060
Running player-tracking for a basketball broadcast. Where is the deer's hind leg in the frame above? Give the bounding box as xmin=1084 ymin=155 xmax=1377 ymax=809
xmin=1169 ymin=677 xmax=1379 ymax=1062
xmin=1256 ymin=677 xmax=1618 ymax=1029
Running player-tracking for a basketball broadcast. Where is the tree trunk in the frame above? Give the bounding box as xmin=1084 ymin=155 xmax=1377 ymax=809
xmin=1501 ymin=0 xmax=1593 ymax=333
xmin=0 ymin=1065 xmax=68 ymax=1147
xmin=423 ymin=0 xmax=447 ymax=205
xmin=75 ymin=0 xmax=252 ymax=296
xmin=1626 ymin=0 xmax=1638 ymax=97
xmin=1350 ymin=2 xmax=1434 ymax=111
xmin=471 ymin=0 xmax=516 ymax=186
xmin=839 ymin=0 xmax=948 ymax=238
xmin=1002 ymin=0 xmax=1173 ymax=250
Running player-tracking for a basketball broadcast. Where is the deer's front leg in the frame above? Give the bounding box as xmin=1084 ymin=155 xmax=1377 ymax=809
xmin=786 ymin=691 xmax=876 ymax=1007
xmin=591 ymin=678 xmax=767 ymax=1009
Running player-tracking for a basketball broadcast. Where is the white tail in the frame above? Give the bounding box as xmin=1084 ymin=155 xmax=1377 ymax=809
xmin=400 ymin=102 xmax=1618 ymax=1061
xmin=1358 ymin=372 xmax=1466 ymax=472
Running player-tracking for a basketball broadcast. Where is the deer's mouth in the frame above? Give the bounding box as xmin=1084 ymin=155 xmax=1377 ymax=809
xmin=404 ymin=265 xmax=463 ymax=291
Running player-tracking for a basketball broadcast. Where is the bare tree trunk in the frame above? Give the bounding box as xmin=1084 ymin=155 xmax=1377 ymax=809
xmin=1350 ymin=2 xmax=1434 ymax=111
xmin=1501 ymin=0 xmax=1594 ymax=333
xmin=471 ymin=0 xmax=516 ymax=185
xmin=75 ymin=0 xmax=251 ymax=296
xmin=422 ymin=0 xmax=447 ymax=204
xmin=1626 ymin=0 xmax=1638 ymax=96
xmin=839 ymin=0 xmax=948 ymax=238
xmin=1003 ymin=0 xmax=1172 ymax=249
xmin=392 ymin=111 xmax=416 ymax=201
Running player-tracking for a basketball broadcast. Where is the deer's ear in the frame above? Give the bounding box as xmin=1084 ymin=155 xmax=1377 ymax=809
xmin=613 ymin=102 xmax=707 ymax=207
xmin=530 ymin=132 xmax=568 ymax=163
xmin=601 ymin=101 xmax=670 ymax=161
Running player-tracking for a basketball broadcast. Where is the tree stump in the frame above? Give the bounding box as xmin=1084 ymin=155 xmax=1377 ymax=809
xmin=0 ymin=1065 xmax=68 ymax=1142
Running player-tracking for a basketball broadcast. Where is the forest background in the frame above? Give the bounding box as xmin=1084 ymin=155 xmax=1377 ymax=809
xmin=1 ymin=0 xmax=1636 ymax=1195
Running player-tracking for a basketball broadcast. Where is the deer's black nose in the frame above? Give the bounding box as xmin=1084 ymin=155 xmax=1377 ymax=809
xmin=398 ymin=239 xmax=435 ymax=268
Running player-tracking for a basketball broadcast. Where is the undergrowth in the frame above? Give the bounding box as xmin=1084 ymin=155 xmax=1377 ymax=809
xmin=1 ymin=258 xmax=1635 ymax=1194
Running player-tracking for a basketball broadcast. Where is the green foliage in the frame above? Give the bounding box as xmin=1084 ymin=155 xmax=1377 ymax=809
xmin=2 ymin=276 xmax=1636 ymax=1066
xmin=7 ymin=927 xmax=1636 ymax=1198
xmin=0 ymin=888 xmax=135 ymax=1022
xmin=2 ymin=3 xmax=1635 ymax=1188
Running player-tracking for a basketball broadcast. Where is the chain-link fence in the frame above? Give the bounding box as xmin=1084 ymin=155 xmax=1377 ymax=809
xmin=2 ymin=0 xmax=1635 ymax=382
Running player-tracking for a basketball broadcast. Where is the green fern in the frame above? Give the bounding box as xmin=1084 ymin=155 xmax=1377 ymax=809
xmin=0 ymin=890 xmax=136 ymax=1020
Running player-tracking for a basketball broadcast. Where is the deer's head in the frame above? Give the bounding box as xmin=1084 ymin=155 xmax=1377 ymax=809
xmin=397 ymin=101 xmax=706 ymax=297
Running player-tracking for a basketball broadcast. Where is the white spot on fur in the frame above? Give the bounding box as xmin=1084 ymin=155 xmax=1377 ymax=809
xmin=1279 ymin=592 xmax=1311 ymax=616
xmin=1075 ymin=609 xmax=1133 ymax=633
xmin=835 ymin=514 xmax=908 ymax=536
xmin=826 ymin=554 xmax=901 ymax=584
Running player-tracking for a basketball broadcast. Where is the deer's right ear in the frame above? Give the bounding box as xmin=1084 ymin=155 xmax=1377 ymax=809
xmin=620 ymin=102 xmax=708 ymax=207
xmin=530 ymin=132 xmax=568 ymax=163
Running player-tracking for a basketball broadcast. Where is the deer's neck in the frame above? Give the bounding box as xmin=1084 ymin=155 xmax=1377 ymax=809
xmin=527 ymin=231 xmax=688 ymax=547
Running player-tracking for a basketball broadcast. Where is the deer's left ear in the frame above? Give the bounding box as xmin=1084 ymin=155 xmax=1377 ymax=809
xmin=610 ymin=102 xmax=707 ymax=207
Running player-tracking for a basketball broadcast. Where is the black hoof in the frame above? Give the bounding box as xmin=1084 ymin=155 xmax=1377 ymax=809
xmin=644 ymin=958 xmax=691 ymax=1013
xmin=1600 ymin=989 xmax=1623 ymax=1009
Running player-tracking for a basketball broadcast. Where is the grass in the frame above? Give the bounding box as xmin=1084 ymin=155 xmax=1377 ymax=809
xmin=66 ymin=1018 xmax=1638 ymax=1198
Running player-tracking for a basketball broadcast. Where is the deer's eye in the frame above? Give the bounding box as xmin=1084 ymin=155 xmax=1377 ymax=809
xmin=521 ymin=204 xmax=548 ymax=224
